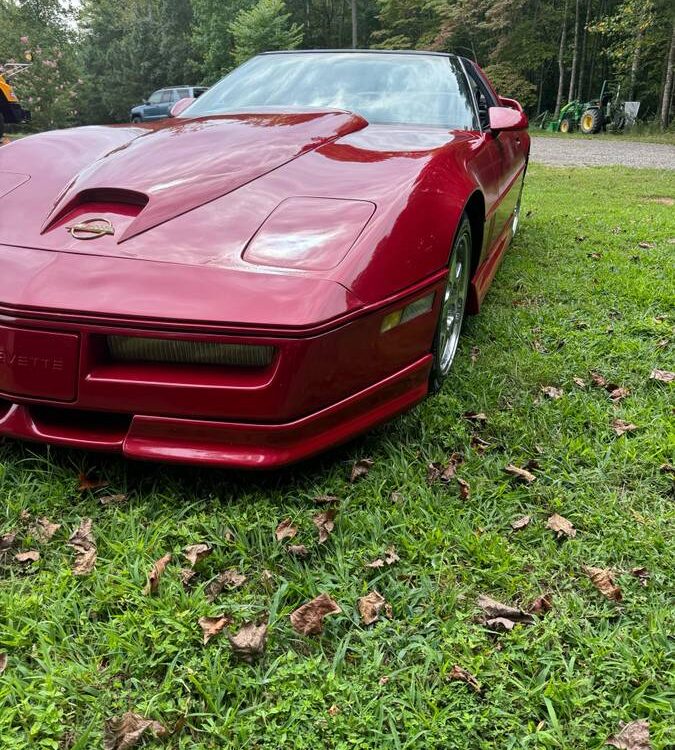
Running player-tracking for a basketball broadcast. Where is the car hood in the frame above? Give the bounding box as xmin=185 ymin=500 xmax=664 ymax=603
xmin=0 ymin=109 xmax=367 ymax=252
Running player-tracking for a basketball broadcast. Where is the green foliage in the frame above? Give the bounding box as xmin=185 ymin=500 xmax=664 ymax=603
xmin=0 ymin=165 xmax=674 ymax=747
xmin=483 ymin=63 xmax=537 ymax=109
xmin=229 ymin=0 xmax=303 ymax=66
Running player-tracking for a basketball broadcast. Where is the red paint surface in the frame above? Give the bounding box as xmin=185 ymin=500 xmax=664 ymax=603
xmin=0 ymin=80 xmax=529 ymax=467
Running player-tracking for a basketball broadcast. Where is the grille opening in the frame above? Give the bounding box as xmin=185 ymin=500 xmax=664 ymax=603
xmin=107 ymin=336 xmax=275 ymax=368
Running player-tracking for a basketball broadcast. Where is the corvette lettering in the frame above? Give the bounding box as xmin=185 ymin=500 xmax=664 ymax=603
xmin=0 ymin=348 xmax=64 ymax=371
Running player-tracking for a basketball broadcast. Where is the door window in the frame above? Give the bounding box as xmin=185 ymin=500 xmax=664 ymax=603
xmin=160 ymin=90 xmax=174 ymax=104
xmin=147 ymin=91 xmax=162 ymax=104
xmin=464 ymin=62 xmax=498 ymax=131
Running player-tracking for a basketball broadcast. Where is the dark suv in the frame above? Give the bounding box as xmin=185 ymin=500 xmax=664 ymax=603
xmin=130 ymin=86 xmax=207 ymax=122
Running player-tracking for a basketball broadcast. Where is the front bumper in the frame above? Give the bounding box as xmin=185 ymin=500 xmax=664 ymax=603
xmin=0 ymin=276 xmax=443 ymax=467
xmin=0 ymin=355 xmax=431 ymax=468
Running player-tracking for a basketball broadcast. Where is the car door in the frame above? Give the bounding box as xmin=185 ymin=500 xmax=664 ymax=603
xmin=467 ymin=62 xmax=527 ymax=242
xmin=158 ymin=89 xmax=176 ymax=118
xmin=143 ymin=90 xmax=164 ymax=120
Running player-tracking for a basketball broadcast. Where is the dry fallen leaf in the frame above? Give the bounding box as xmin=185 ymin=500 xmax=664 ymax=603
xmin=470 ymin=435 xmax=490 ymax=454
xmin=608 ymin=387 xmax=630 ymax=402
xmin=463 ymin=411 xmax=488 ymax=425
xmin=205 ymin=569 xmax=247 ymax=601
xmin=198 ymin=615 xmax=231 ymax=645
xmin=638 ymin=241 xmax=655 ymax=249
xmin=144 ymin=553 xmax=171 ymax=595
xmin=67 ymin=518 xmax=97 ymax=575
xmin=504 ymin=464 xmax=536 ymax=484
xmin=591 ymin=372 xmax=609 ymax=388
xmin=0 ymin=532 xmax=17 ymax=553
xmin=314 ymin=494 xmax=340 ymax=505
xmin=275 ymin=519 xmax=298 ymax=542
xmin=546 ymin=513 xmax=576 ymax=539
xmin=447 ymin=664 xmax=481 ymax=693
xmin=104 ymin=711 xmax=168 ymax=750
xmin=457 ymin=477 xmax=471 ymax=500
xmin=180 ymin=568 xmax=197 ymax=588
xmin=367 ymin=545 xmax=399 ymax=568
xmin=606 ymin=719 xmax=651 ymax=749
xmin=612 ymin=419 xmax=639 ymax=436
xmin=359 ymin=590 xmax=387 ymax=625
xmin=15 ymin=550 xmax=39 ymax=564
xmin=660 ymin=463 xmax=675 ymax=475
xmin=77 ymin=473 xmax=108 ymax=492
xmin=0 ymin=652 xmax=6 ymax=675
xmin=630 ymin=567 xmax=649 ymax=586
xmin=30 ymin=518 xmax=61 ymax=543
xmin=228 ymin=622 xmax=267 ymax=661
xmin=183 ymin=543 xmax=212 ymax=568
xmin=313 ymin=510 xmax=336 ymax=543
xmin=350 ymin=458 xmax=374 ymax=482
xmin=470 ymin=346 xmax=480 ymax=364
xmin=511 ymin=515 xmax=532 ymax=531
xmin=583 ymin=565 xmax=622 ymax=601
xmin=529 ymin=593 xmax=553 ymax=615
xmin=287 ymin=544 xmax=309 ymax=558
xmin=427 ymin=452 xmax=464 ymax=484
xmin=477 ymin=594 xmax=534 ymax=630
xmin=650 ymin=368 xmax=674 ymax=383
xmin=573 ymin=377 xmax=587 ymax=388
xmin=541 ymin=386 xmax=563 ymax=400
xmin=99 ymin=493 xmax=127 ymax=506
xmin=327 ymin=704 xmax=340 ymax=717
xmin=290 ymin=593 xmax=342 ymax=635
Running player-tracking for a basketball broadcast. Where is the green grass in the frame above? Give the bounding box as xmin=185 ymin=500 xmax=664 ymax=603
xmin=530 ymin=127 xmax=675 ymax=146
xmin=1 ymin=165 xmax=674 ymax=749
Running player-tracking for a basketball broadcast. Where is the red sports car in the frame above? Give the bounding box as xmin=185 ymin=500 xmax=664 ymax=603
xmin=0 ymin=51 xmax=529 ymax=468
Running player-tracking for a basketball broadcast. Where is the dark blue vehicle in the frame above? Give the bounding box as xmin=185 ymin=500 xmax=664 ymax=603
xmin=130 ymin=86 xmax=208 ymax=122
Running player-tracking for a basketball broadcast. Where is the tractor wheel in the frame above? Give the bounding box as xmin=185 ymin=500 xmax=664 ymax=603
xmin=580 ymin=108 xmax=603 ymax=134
xmin=559 ymin=117 xmax=574 ymax=133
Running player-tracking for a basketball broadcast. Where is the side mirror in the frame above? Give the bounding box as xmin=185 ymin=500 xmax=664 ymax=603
xmin=170 ymin=97 xmax=195 ymax=118
xmin=488 ymin=106 xmax=528 ymax=133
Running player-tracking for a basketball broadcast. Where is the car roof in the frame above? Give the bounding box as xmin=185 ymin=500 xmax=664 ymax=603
xmin=258 ymin=49 xmax=459 ymax=59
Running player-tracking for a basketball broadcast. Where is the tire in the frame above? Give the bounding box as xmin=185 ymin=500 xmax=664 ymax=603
xmin=131 ymin=115 xmax=142 ymax=123
xmin=429 ymin=215 xmax=472 ymax=394
xmin=559 ymin=117 xmax=573 ymax=133
xmin=580 ymin=108 xmax=603 ymax=134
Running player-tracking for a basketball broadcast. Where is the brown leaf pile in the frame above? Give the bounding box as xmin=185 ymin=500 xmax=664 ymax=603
xmin=205 ymin=569 xmax=247 ymax=601
xmin=477 ymin=594 xmax=534 ymax=631
xmin=313 ymin=510 xmax=336 ymax=543
xmin=290 ymin=593 xmax=342 ymax=635
xmin=358 ymin=590 xmax=387 ymax=625
xmin=228 ymin=622 xmax=268 ymax=661
xmin=275 ymin=519 xmax=298 ymax=542
xmin=583 ymin=566 xmax=622 ymax=601
xmin=183 ymin=543 xmax=212 ymax=567
xmin=546 ymin=513 xmax=576 ymax=539
xmin=15 ymin=550 xmax=39 ymax=564
xmin=540 ymin=386 xmax=563 ymax=400
xmin=447 ymin=664 xmax=481 ymax=693
xmin=144 ymin=553 xmax=171 ymax=595
xmin=67 ymin=518 xmax=97 ymax=575
xmin=104 ymin=711 xmax=167 ymax=750
xmin=198 ymin=615 xmax=232 ymax=645
xmin=504 ymin=464 xmax=536 ymax=484
xmin=606 ymin=719 xmax=651 ymax=749
xmin=427 ymin=452 xmax=464 ymax=484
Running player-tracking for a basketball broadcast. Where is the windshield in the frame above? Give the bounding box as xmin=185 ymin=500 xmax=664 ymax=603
xmin=183 ymin=52 xmax=478 ymax=130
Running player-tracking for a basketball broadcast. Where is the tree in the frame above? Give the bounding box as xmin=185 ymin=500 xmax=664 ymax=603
xmin=229 ymin=0 xmax=303 ymax=66
xmin=554 ymin=0 xmax=568 ymax=117
xmin=661 ymin=19 xmax=675 ymax=128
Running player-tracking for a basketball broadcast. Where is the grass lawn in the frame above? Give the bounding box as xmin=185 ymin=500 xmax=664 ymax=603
xmin=1 ymin=165 xmax=674 ymax=750
xmin=529 ymin=128 xmax=675 ymax=146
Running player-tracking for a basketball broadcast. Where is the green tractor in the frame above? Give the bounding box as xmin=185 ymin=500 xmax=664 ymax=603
xmin=537 ymin=81 xmax=639 ymax=134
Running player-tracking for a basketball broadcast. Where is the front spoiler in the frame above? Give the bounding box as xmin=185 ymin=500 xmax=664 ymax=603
xmin=0 ymin=355 xmax=431 ymax=468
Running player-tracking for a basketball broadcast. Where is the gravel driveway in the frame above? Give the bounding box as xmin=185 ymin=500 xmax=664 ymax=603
xmin=529 ymin=135 xmax=675 ymax=169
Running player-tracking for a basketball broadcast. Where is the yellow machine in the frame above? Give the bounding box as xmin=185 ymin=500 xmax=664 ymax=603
xmin=0 ymin=63 xmax=31 ymax=139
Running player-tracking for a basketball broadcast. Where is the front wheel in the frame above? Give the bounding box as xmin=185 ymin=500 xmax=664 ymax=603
xmin=559 ymin=117 xmax=573 ymax=133
xmin=429 ymin=216 xmax=472 ymax=393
